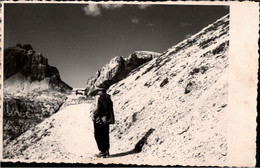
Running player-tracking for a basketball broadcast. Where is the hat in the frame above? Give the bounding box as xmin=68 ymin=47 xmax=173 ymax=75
xmin=89 ymin=85 xmax=106 ymax=96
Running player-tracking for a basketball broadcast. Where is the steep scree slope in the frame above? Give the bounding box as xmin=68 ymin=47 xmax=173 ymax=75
xmin=107 ymin=14 xmax=229 ymax=165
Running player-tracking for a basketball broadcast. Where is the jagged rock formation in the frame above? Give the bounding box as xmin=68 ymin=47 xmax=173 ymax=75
xmin=3 ymin=44 xmax=72 ymax=146
xmin=4 ymin=44 xmax=72 ymax=93
xmin=85 ymin=51 xmax=160 ymax=95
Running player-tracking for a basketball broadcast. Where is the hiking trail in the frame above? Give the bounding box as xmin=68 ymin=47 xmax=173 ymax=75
xmin=3 ymin=98 xmax=141 ymax=164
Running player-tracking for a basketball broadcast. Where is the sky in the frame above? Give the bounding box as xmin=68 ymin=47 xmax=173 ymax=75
xmin=4 ymin=3 xmax=229 ymax=88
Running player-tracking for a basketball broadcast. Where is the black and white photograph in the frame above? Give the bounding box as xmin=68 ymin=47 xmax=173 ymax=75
xmin=0 ymin=1 xmax=258 ymax=166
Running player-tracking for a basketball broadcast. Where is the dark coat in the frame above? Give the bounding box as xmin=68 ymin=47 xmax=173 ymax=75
xmin=93 ymin=93 xmax=115 ymax=124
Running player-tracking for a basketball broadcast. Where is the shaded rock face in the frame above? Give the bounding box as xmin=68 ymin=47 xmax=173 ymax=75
xmin=4 ymin=45 xmax=72 ymax=93
xmin=85 ymin=51 xmax=160 ymax=95
xmin=3 ymin=93 xmax=67 ymax=146
xmin=107 ymin=15 xmax=229 ymax=164
xmin=3 ymin=44 xmax=71 ymax=146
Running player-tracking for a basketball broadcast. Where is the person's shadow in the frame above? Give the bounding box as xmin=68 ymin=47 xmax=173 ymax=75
xmin=109 ymin=149 xmax=138 ymax=158
xmin=109 ymin=128 xmax=155 ymax=158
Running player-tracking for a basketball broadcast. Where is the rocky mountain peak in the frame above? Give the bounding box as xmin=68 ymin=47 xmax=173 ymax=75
xmin=3 ymin=43 xmax=72 ymax=146
xmin=4 ymin=44 xmax=72 ymax=93
xmin=85 ymin=51 xmax=161 ymax=95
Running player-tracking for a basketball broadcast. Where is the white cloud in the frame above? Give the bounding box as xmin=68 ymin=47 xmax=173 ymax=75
xmin=83 ymin=4 xmax=124 ymax=16
xmin=83 ymin=4 xmax=101 ymax=16
xmin=180 ymin=22 xmax=192 ymax=27
xmin=138 ymin=4 xmax=152 ymax=9
xmin=147 ymin=23 xmax=154 ymax=27
xmin=101 ymin=4 xmax=124 ymax=9
xmin=185 ymin=34 xmax=192 ymax=39
xmin=131 ymin=18 xmax=140 ymax=24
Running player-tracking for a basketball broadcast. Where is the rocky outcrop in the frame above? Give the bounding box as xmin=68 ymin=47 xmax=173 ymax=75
xmin=4 ymin=44 xmax=72 ymax=93
xmin=85 ymin=51 xmax=160 ymax=95
xmin=3 ymin=44 xmax=72 ymax=146
xmin=3 ymin=93 xmax=67 ymax=146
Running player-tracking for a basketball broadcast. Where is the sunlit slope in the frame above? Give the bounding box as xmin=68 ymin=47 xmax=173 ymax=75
xmin=108 ymin=14 xmax=229 ymax=165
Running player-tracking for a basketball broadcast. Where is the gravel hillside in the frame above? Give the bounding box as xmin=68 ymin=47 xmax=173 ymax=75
xmin=108 ymin=14 xmax=229 ymax=165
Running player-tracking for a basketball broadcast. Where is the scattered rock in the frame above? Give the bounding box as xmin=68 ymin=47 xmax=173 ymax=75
xmin=160 ymin=77 xmax=169 ymax=88
xmin=213 ymin=41 xmax=228 ymax=55
xmin=190 ymin=66 xmax=208 ymax=76
xmin=184 ymin=81 xmax=194 ymax=94
xmin=132 ymin=112 xmax=138 ymax=123
xmin=112 ymin=90 xmax=120 ymax=95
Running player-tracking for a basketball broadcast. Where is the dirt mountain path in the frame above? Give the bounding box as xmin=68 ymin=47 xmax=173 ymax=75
xmin=3 ymin=102 xmax=133 ymax=164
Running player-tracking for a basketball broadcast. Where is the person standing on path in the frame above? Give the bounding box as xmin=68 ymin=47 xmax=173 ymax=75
xmin=89 ymin=85 xmax=115 ymax=158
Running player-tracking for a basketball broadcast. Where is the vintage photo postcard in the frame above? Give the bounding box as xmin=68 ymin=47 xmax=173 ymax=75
xmin=0 ymin=1 xmax=258 ymax=167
